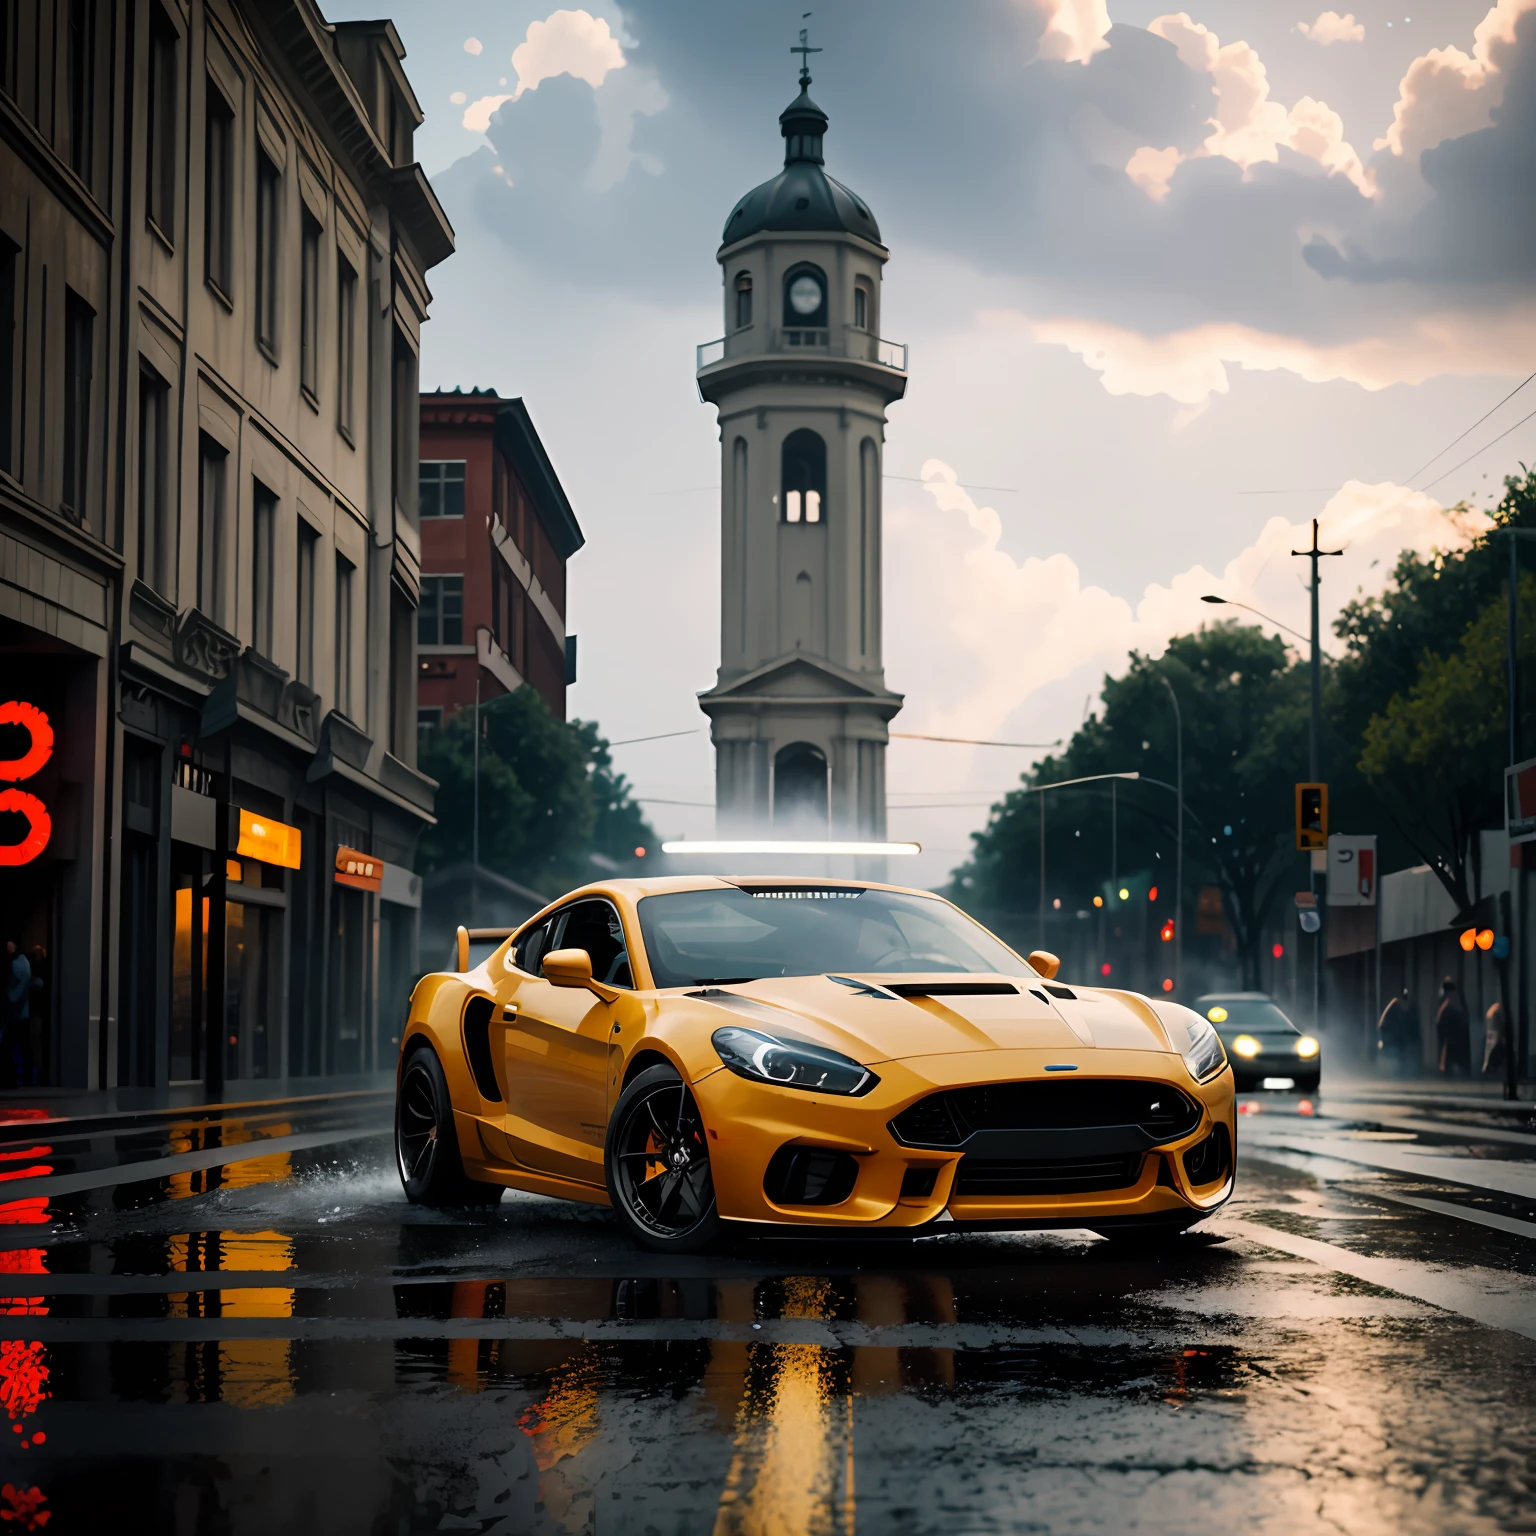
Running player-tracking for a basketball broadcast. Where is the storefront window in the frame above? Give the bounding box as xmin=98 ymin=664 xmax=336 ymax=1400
xmin=170 ymin=878 xmax=205 ymax=1083
xmin=225 ymin=902 xmax=281 ymax=1081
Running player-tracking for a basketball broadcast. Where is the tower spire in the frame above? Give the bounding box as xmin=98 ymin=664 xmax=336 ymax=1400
xmin=790 ymin=21 xmax=821 ymax=88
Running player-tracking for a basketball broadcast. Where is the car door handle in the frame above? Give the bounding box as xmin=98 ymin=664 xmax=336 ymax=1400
xmin=502 ymin=1003 xmax=519 ymax=1020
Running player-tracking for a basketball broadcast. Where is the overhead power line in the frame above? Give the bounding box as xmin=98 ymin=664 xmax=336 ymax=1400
xmin=1409 ymin=370 xmax=1536 ymax=486
xmin=1422 ymin=401 xmax=1536 ymax=493
xmin=606 ymin=729 xmax=701 ymax=747
xmin=891 ymin=732 xmax=1060 ymax=749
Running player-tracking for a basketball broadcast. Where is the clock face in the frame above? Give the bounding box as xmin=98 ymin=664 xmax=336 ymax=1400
xmin=788 ymin=275 xmax=823 ymax=316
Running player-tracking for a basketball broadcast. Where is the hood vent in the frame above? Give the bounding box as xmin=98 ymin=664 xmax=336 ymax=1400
xmin=887 ymin=981 xmax=1019 ymax=998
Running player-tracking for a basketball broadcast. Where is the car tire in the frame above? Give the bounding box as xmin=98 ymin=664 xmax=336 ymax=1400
xmin=396 ymin=1045 xmax=504 ymax=1206
xmin=605 ymin=1063 xmax=721 ymax=1254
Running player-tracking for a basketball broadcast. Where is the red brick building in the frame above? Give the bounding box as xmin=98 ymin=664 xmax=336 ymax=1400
xmin=416 ymin=390 xmax=584 ymax=732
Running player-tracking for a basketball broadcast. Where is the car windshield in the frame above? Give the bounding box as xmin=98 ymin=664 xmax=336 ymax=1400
xmin=636 ymin=886 xmax=1027 ymax=988
xmin=1200 ymin=998 xmax=1298 ymax=1033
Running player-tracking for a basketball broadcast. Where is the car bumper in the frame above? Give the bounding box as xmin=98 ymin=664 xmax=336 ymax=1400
xmin=691 ymin=1048 xmax=1236 ymax=1231
xmin=1230 ymin=1054 xmax=1321 ymax=1090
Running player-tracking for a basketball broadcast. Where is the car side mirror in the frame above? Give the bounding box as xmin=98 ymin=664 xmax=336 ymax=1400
xmin=543 ymin=947 xmax=622 ymax=1003
xmin=456 ymin=925 xmax=470 ymax=973
xmin=544 ymin=948 xmax=594 ymax=988
xmin=1028 ymin=950 xmax=1061 ymax=981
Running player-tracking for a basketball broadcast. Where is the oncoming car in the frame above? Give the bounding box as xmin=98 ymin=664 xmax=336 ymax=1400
xmin=1193 ymin=992 xmax=1321 ymax=1093
xmin=396 ymin=877 xmax=1237 ymax=1252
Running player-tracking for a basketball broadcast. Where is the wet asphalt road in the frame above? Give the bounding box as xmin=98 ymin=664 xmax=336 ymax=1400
xmin=0 ymin=1092 xmax=1534 ymax=1534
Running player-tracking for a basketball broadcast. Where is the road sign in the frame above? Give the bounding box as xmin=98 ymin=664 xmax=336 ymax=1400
xmin=1506 ymin=757 xmax=1536 ymax=844
xmin=1326 ymin=834 xmax=1377 ymax=906
xmin=1295 ymin=783 xmax=1327 ymax=851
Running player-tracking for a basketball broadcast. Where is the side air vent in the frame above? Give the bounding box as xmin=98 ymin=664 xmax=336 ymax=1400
xmin=461 ymin=996 xmax=502 ymax=1102
xmin=763 ymin=1146 xmax=859 ymax=1206
xmin=1182 ymin=1123 xmax=1232 ymax=1187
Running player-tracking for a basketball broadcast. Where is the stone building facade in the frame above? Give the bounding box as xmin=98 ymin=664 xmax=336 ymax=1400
xmin=0 ymin=2 xmax=452 ymax=1090
xmin=695 ymin=70 xmax=906 ymax=838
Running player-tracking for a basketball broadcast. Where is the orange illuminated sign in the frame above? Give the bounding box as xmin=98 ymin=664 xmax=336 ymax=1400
xmin=236 ymin=809 xmax=302 ymax=870
xmin=334 ymin=845 xmax=382 ymax=893
xmin=0 ymin=704 xmax=52 ymax=867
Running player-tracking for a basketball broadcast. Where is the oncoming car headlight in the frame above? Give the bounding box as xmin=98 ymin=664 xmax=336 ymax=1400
xmin=711 ymin=1026 xmax=877 ymax=1096
xmin=1231 ymin=1034 xmax=1262 ymax=1058
xmin=1296 ymin=1035 xmax=1320 ymax=1058
xmin=1179 ymin=1014 xmax=1228 ymax=1082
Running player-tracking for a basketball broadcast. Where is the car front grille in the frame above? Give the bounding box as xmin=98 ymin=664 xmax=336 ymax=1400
xmin=954 ymin=1153 xmax=1144 ymax=1197
xmin=889 ymin=1080 xmax=1201 ymax=1150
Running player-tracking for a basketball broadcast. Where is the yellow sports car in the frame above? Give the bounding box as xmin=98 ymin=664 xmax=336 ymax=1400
xmin=395 ymin=876 xmax=1235 ymax=1252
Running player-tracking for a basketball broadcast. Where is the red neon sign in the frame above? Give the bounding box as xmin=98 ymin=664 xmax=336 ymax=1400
xmin=0 ymin=705 xmax=51 ymax=866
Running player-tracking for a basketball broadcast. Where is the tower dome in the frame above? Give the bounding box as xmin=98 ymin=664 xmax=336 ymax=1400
xmin=721 ymin=84 xmax=883 ymax=248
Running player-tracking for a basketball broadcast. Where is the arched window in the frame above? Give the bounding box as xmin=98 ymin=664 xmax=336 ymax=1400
xmin=781 ymin=429 xmax=826 ymax=524
xmin=774 ymin=742 xmax=828 ymax=830
xmin=734 ymin=272 xmax=752 ymax=330
xmin=853 ymin=279 xmax=873 ymax=331
xmin=782 ymin=263 xmax=827 ymax=335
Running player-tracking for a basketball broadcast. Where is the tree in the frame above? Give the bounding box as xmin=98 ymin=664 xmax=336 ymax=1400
xmin=951 ymin=624 xmax=1308 ymax=987
xmin=417 ymin=687 xmax=656 ymax=889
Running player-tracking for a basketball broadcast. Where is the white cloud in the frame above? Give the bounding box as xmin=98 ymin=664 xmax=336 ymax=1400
xmin=1024 ymin=307 xmax=1536 ymax=405
xmin=1127 ymin=13 xmax=1376 ymax=199
xmin=1376 ymin=0 xmax=1536 ymax=158
xmin=885 ymin=465 xmax=1489 ymax=743
xmin=462 ymin=94 xmax=514 ymax=134
xmin=1024 ymin=0 xmax=1113 ymax=63
xmin=512 ymin=9 xmax=627 ymax=98
xmin=1297 ymin=11 xmax=1365 ymax=45
xmin=449 ymin=90 xmax=467 ymax=106
xmin=464 ymin=37 xmax=483 ymax=56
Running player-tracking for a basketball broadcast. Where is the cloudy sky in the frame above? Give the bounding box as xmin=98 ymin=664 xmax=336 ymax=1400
xmin=330 ymin=0 xmax=1533 ymax=886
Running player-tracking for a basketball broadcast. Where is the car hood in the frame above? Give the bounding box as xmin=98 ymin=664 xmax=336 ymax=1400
xmin=681 ymin=973 xmax=1182 ymax=1066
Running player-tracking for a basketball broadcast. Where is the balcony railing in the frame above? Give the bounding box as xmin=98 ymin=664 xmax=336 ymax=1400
xmin=696 ymin=328 xmax=909 ymax=374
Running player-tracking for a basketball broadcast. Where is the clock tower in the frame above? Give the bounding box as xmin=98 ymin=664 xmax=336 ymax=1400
xmin=696 ymin=48 xmax=906 ymax=838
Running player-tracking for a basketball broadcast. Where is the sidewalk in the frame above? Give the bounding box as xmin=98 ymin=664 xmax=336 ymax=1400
xmin=1320 ymin=1073 xmax=1535 ymax=1119
xmin=0 ymin=1073 xmax=394 ymax=1140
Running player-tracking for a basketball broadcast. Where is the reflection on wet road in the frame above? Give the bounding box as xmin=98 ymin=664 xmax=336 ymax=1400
xmin=0 ymin=1092 xmax=1532 ymax=1532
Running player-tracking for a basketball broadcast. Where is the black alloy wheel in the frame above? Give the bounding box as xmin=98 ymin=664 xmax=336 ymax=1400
xmin=396 ymin=1046 xmax=503 ymax=1206
xmin=605 ymin=1064 xmax=720 ymax=1253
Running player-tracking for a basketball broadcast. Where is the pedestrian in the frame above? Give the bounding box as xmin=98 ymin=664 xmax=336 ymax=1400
xmin=1435 ymin=977 xmax=1470 ymax=1076
xmin=1483 ymin=1000 xmax=1507 ymax=1077
xmin=1376 ymin=988 xmax=1418 ymax=1076
xmin=3 ymin=941 xmax=30 ymax=1090
xmin=25 ymin=945 xmax=46 ymax=1087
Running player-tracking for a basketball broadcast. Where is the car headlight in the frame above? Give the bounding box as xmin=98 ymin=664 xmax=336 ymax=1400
xmin=1296 ymin=1035 xmax=1320 ymax=1058
xmin=1179 ymin=1013 xmax=1228 ymax=1081
xmin=711 ymin=1025 xmax=877 ymax=1096
xmin=1231 ymin=1034 xmax=1262 ymax=1058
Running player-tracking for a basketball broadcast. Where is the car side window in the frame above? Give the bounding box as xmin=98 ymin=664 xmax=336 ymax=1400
xmin=557 ymin=899 xmax=633 ymax=988
xmin=511 ymin=915 xmax=556 ymax=976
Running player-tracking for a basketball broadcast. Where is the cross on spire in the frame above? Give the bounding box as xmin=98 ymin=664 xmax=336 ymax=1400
xmin=791 ymin=21 xmax=821 ymax=88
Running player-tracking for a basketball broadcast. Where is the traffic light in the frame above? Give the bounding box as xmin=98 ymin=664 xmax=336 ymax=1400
xmin=1295 ymin=783 xmax=1328 ymax=851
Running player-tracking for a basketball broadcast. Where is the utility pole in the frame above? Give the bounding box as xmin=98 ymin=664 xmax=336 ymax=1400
xmin=1159 ymin=675 xmax=1184 ymax=998
xmin=1292 ymin=518 xmax=1344 ymax=1033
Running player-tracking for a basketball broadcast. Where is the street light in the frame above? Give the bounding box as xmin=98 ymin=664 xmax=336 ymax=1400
xmin=1199 ymin=594 xmax=1317 ymax=650
xmin=1020 ymin=771 xmax=1141 ymax=950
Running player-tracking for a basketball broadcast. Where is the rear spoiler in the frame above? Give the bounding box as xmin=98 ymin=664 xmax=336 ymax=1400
xmin=454 ymin=926 xmax=515 ymax=972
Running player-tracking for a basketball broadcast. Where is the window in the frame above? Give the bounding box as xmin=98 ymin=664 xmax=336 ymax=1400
xmin=299 ymin=212 xmax=321 ymax=401
xmin=853 ymin=282 xmax=871 ymax=331
xmin=417 ymin=706 xmax=442 ymax=743
xmin=251 ymin=481 xmax=276 ymax=657
xmin=146 ymin=9 xmax=178 ymax=240
xmin=334 ymin=553 xmax=354 ymax=716
xmin=0 ymin=0 xmax=15 ymax=98
xmin=781 ymin=429 xmax=826 ymax=524
xmin=389 ymin=583 xmax=413 ymax=758
xmin=419 ymin=461 xmax=466 ymax=518
xmin=296 ymin=522 xmax=317 ymax=687
xmin=204 ymin=84 xmax=234 ymax=298
xmin=137 ymin=366 xmax=172 ymax=595
xmin=198 ymin=434 xmax=227 ymax=622
xmin=61 ymin=292 xmax=94 ymax=525
xmin=734 ymin=272 xmax=752 ymax=330
xmin=0 ymin=238 xmax=15 ymax=476
xmin=67 ymin=0 xmax=95 ymax=185
xmin=336 ymin=253 xmax=356 ymax=438
xmin=255 ymin=150 xmax=280 ymax=355
xmin=391 ymin=327 xmax=417 ymax=519
xmin=418 ymin=575 xmax=463 ymax=647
